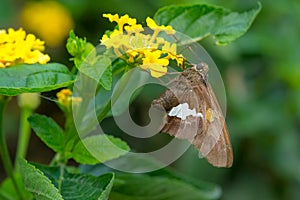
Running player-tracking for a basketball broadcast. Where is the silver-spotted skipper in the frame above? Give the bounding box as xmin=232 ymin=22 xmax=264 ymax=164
xmin=151 ymin=63 xmax=233 ymax=167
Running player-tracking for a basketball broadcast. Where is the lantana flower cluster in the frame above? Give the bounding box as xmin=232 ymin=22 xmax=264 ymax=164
xmin=57 ymin=88 xmax=82 ymax=109
xmin=101 ymin=14 xmax=183 ymax=78
xmin=0 ymin=28 xmax=50 ymax=68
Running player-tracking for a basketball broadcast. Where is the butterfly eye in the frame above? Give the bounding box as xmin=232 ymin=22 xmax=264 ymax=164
xmin=195 ymin=64 xmax=203 ymax=71
xmin=195 ymin=63 xmax=209 ymax=74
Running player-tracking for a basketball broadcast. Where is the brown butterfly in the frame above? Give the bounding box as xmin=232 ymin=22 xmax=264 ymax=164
xmin=151 ymin=63 xmax=233 ymax=167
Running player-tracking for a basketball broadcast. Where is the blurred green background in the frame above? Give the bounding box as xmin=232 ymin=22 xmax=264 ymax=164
xmin=1 ymin=0 xmax=300 ymax=199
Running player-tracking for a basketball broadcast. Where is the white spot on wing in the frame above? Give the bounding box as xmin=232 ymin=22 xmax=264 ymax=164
xmin=168 ymin=103 xmax=203 ymax=120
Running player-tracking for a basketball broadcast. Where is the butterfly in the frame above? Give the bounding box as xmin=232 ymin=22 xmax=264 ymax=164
xmin=151 ymin=62 xmax=233 ymax=167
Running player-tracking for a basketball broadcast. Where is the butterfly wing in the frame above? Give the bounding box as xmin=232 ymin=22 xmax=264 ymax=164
xmin=193 ymin=82 xmax=233 ymax=167
xmin=151 ymin=71 xmax=205 ymax=143
xmin=151 ymin=67 xmax=233 ymax=167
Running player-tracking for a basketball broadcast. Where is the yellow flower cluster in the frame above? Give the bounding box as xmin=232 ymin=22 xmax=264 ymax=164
xmin=57 ymin=89 xmax=82 ymax=108
xmin=0 ymin=28 xmax=50 ymax=68
xmin=101 ymin=14 xmax=183 ymax=78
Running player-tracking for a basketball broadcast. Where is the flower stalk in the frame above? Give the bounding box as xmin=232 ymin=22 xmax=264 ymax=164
xmin=15 ymin=106 xmax=33 ymax=169
xmin=0 ymin=96 xmax=24 ymax=199
xmin=15 ymin=93 xmax=41 ymax=170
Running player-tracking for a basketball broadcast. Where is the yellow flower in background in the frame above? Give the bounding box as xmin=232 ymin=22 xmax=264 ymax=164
xmin=0 ymin=28 xmax=50 ymax=68
xmin=20 ymin=1 xmax=74 ymax=47
xmin=56 ymin=89 xmax=82 ymax=109
xmin=57 ymin=89 xmax=72 ymax=106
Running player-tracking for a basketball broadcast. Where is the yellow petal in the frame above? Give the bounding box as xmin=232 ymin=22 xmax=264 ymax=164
xmin=146 ymin=17 xmax=158 ymax=29
xmin=149 ymin=65 xmax=168 ymax=78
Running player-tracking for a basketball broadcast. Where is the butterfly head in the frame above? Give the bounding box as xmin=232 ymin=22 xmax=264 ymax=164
xmin=193 ymin=62 xmax=208 ymax=74
xmin=191 ymin=62 xmax=209 ymax=81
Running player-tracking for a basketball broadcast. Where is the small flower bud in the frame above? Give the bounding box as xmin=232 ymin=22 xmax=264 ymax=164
xmin=18 ymin=93 xmax=41 ymax=110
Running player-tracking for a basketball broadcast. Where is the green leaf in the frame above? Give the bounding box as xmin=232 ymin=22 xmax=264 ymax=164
xmin=110 ymin=67 xmax=150 ymax=116
xmin=19 ymin=159 xmax=64 ymax=200
xmin=66 ymin=31 xmax=112 ymax=90
xmin=80 ymin=55 xmax=112 ymax=90
xmin=99 ymin=64 xmax=112 ymax=90
xmin=32 ymin=163 xmax=115 ymax=200
xmin=73 ymin=42 xmax=95 ymax=68
xmin=0 ymin=174 xmax=33 ymax=200
xmin=28 ymin=114 xmax=65 ymax=153
xmin=154 ymin=3 xmax=261 ymax=45
xmin=148 ymin=168 xmax=221 ymax=199
xmin=79 ymin=162 xmax=221 ymax=200
xmin=110 ymin=173 xmax=220 ymax=200
xmin=62 ymin=173 xmax=114 ymax=200
xmin=0 ymin=63 xmax=74 ymax=96
xmin=72 ymin=135 xmax=130 ymax=165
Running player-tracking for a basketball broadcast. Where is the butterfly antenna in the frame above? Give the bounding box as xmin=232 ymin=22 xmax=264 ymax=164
xmin=171 ymin=34 xmax=203 ymax=69
xmin=38 ymin=94 xmax=59 ymax=103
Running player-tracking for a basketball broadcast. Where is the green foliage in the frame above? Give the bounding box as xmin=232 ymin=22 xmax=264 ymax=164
xmin=80 ymin=165 xmax=221 ymax=200
xmin=0 ymin=174 xmax=33 ymax=200
xmin=0 ymin=63 xmax=74 ymax=96
xmin=66 ymin=30 xmax=95 ymax=68
xmin=110 ymin=173 xmax=219 ymax=200
xmin=66 ymin=30 xmax=87 ymax=57
xmin=66 ymin=31 xmax=112 ymax=90
xmin=19 ymin=159 xmax=64 ymax=200
xmin=19 ymin=159 xmax=115 ymax=200
xmin=99 ymin=64 xmax=112 ymax=91
xmin=72 ymin=135 xmax=130 ymax=164
xmin=110 ymin=174 xmax=210 ymax=200
xmin=33 ymin=163 xmax=114 ymax=200
xmin=154 ymin=3 xmax=261 ymax=45
xmin=28 ymin=114 xmax=65 ymax=153
xmin=80 ymin=54 xmax=112 ymax=90
xmin=28 ymin=113 xmax=130 ymax=165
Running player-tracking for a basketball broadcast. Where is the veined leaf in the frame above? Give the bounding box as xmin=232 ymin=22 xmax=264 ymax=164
xmin=110 ymin=173 xmax=220 ymax=200
xmin=79 ymin=54 xmax=112 ymax=90
xmin=72 ymin=135 xmax=130 ymax=165
xmin=154 ymin=3 xmax=261 ymax=45
xmin=32 ymin=163 xmax=115 ymax=200
xmin=0 ymin=63 xmax=74 ymax=96
xmin=79 ymin=163 xmax=221 ymax=200
xmin=28 ymin=114 xmax=65 ymax=153
xmin=19 ymin=159 xmax=63 ymax=200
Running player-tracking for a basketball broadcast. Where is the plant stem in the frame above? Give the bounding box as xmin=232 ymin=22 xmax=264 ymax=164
xmin=15 ymin=106 xmax=32 ymax=170
xmin=0 ymin=192 xmax=11 ymax=200
xmin=0 ymin=96 xmax=25 ymax=200
xmin=57 ymin=163 xmax=66 ymax=192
